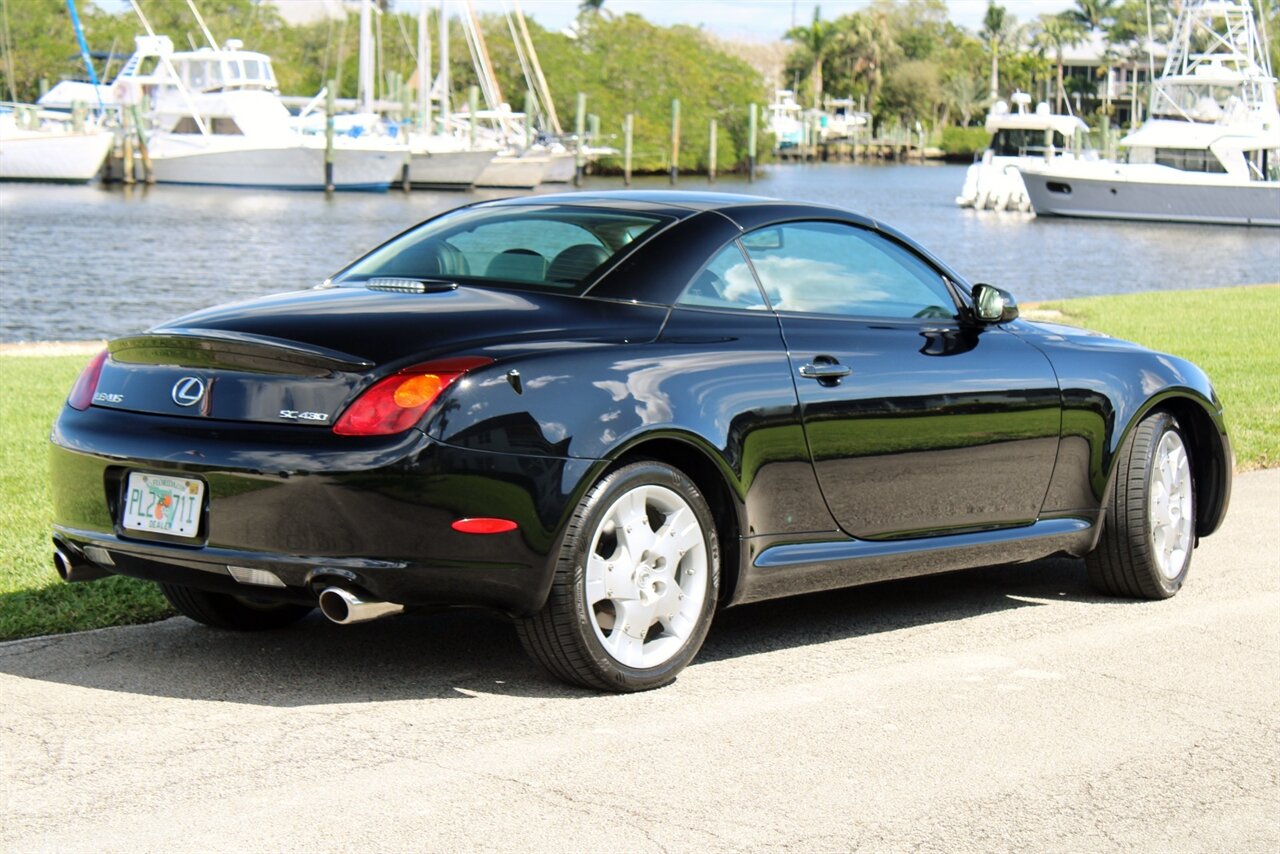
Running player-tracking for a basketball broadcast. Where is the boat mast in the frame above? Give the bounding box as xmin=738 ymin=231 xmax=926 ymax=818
xmin=185 ymin=0 xmax=218 ymax=51
xmin=64 ymin=0 xmax=104 ymax=111
xmin=358 ymin=0 xmax=375 ymax=114
xmin=512 ymin=0 xmax=560 ymax=135
xmin=438 ymin=0 xmax=450 ymax=120
xmin=417 ymin=0 xmax=431 ymax=130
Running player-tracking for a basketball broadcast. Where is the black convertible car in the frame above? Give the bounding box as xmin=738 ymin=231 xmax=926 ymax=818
xmin=50 ymin=191 xmax=1231 ymax=691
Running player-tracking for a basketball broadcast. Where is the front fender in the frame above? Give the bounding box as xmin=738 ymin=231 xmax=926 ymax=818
xmin=1022 ymin=322 xmax=1231 ymax=540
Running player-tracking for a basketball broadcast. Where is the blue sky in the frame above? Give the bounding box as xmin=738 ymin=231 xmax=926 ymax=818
xmin=97 ymin=1 xmax=1079 ymax=42
xmin=403 ymin=1 xmax=1078 ymax=40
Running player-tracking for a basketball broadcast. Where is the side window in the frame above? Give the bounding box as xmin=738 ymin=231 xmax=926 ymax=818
xmin=677 ymin=242 xmax=768 ymax=310
xmin=741 ymin=221 xmax=957 ymax=319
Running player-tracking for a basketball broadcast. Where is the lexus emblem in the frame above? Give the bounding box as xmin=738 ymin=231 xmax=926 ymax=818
xmin=171 ymin=376 xmax=206 ymax=407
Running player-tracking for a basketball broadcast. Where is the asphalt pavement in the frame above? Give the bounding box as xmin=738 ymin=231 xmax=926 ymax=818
xmin=3 ymin=469 xmax=1277 ymax=853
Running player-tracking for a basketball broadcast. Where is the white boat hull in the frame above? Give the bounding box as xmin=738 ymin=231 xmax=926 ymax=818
xmin=119 ymin=136 xmax=400 ymax=190
xmin=475 ymin=155 xmax=551 ymax=188
xmin=0 ymin=127 xmax=112 ymax=183
xmin=957 ymin=155 xmax=1035 ymax=212
xmin=541 ymin=151 xmax=578 ymax=183
xmin=408 ymin=148 xmax=496 ymax=187
xmin=1019 ymin=166 xmax=1280 ymax=227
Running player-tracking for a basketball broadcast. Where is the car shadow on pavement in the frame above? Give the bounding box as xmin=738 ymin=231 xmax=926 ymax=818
xmin=0 ymin=555 xmax=1120 ymax=704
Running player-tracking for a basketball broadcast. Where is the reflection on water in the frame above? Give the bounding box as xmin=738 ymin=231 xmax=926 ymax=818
xmin=1 ymin=163 xmax=1276 ymax=341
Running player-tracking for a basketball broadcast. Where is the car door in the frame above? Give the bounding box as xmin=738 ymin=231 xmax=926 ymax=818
xmin=741 ymin=220 xmax=1061 ymax=540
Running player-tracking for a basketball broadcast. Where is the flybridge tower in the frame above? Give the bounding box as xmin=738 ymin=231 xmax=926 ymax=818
xmin=1152 ymin=0 xmax=1277 ymax=125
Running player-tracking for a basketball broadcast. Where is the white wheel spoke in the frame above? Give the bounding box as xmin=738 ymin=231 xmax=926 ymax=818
xmin=586 ymin=553 xmax=638 ymax=604
xmin=658 ymin=507 xmax=704 ymax=560
xmin=602 ymin=628 xmax=645 ymax=668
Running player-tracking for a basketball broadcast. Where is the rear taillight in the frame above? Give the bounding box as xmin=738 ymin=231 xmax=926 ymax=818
xmin=67 ymin=349 xmax=109 ymax=411
xmin=333 ymin=357 xmax=491 ymax=437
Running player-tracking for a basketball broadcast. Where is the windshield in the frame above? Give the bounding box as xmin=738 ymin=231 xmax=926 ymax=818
xmin=333 ymin=205 xmax=673 ymax=295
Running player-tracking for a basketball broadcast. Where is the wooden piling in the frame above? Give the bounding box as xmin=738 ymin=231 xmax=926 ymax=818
xmin=401 ymin=77 xmax=412 ymax=191
xmin=708 ymin=118 xmax=717 ymax=183
xmin=574 ymin=92 xmax=586 ymax=186
xmin=324 ymin=81 xmax=336 ymax=193
xmin=623 ymin=113 xmax=633 ymax=186
xmin=122 ymin=107 xmax=135 ymax=185
xmin=670 ymin=98 xmax=680 ymax=185
xmin=130 ymin=104 xmax=153 ymax=184
xmin=524 ymin=90 xmax=536 ymax=148
xmin=748 ymin=103 xmax=758 ymax=182
xmin=467 ymin=86 xmax=479 ymax=150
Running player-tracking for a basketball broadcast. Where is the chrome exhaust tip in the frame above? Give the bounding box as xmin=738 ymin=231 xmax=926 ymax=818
xmin=317 ymin=586 xmax=405 ymax=625
xmin=53 ymin=546 xmax=73 ymax=581
xmin=52 ymin=544 xmax=110 ymax=583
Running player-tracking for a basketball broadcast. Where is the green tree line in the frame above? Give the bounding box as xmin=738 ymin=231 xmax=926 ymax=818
xmin=2 ymin=0 xmax=1277 ymax=168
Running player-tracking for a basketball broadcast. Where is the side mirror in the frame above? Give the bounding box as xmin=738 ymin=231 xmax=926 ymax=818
xmin=971 ymin=283 xmax=1019 ymax=323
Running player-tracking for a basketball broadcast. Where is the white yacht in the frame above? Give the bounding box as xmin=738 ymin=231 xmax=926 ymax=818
xmin=0 ymin=103 xmax=112 ymax=183
xmin=1018 ymin=0 xmax=1279 ymax=226
xmin=957 ymin=92 xmax=1092 ymax=211
xmin=48 ymin=36 xmax=401 ymax=191
xmin=767 ymin=90 xmax=804 ymax=150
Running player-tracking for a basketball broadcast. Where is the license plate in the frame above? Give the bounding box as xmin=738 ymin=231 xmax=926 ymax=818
xmin=122 ymin=473 xmax=204 ymax=539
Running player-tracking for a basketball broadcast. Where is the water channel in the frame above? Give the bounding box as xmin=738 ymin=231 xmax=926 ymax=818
xmin=1 ymin=162 xmax=1276 ymax=342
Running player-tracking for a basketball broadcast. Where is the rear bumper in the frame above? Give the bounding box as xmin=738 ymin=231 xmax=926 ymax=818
xmin=50 ymin=405 xmax=597 ymax=615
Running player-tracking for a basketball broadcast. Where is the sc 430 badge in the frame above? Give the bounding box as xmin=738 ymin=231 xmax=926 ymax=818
xmin=279 ymin=410 xmax=330 ymax=423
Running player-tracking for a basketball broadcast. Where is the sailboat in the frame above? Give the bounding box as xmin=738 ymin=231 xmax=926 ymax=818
xmin=1018 ymin=0 xmax=1279 ymax=226
xmin=2 ymin=0 xmax=112 ymax=183
xmin=0 ymin=103 xmax=112 ymax=183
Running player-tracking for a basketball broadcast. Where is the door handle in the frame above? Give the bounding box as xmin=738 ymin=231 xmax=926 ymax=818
xmin=798 ymin=362 xmax=852 ymax=380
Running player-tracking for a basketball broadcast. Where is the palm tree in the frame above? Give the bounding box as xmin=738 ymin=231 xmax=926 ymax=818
xmin=1068 ymin=0 xmax=1119 ymax=32
xmin=942 ymin=74 xmax=988 ymax=127
xmin=981 ymin=2 xmax=1020 ymax=100
xmin=837 ymin=9 xmax=899 ymax=116
xmin=1068 ymin=0 xmax=1118 ymax=112
xmin=786 ymin=6 xmax=840 ymax=107
xmin=1035 ymin=13 xmax=1087 ymax=112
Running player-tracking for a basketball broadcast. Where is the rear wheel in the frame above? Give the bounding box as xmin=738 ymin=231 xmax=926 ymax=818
xmin=159 ymin=582 xmax=313 ymax=631
xmin=517 ymin=461 xmax=719 ymax=692
xmin=1086 ymin=411 xmax=1196 ymax=599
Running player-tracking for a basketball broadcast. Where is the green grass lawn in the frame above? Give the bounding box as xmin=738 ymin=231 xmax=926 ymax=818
xmin=1 ymin=284 xmax=1276 ymax=641
xmin=0 ymin=353 xmax=169 ymax=641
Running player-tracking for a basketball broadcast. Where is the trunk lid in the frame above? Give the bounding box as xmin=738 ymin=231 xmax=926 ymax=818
xmin=89 ymin=285 xmax=667 ymax=426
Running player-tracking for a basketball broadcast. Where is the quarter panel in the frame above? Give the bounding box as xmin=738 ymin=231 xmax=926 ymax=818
xmin=424 ymin=306 xmax=836 ymax=539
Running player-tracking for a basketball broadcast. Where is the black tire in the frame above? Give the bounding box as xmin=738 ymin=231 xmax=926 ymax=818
xmin=159 ymin=582 xmax=314 ymax=630
xmin=1086 ymin=411 xmax=1196 ymax=599
xmin=516 ymin=461 xmax=720 ymax=692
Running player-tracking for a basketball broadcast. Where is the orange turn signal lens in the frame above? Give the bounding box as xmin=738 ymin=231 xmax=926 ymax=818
xmin=333 ymin=357 xmax=492 ymax=437
xmin=392 ymin=374 xmax=445 ymax=408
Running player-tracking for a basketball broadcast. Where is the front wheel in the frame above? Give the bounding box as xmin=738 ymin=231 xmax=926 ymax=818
xmin=517 ymin=461 xmax=720 ymax=692
xmin=159 ymin=583 xmax=314 ymax=631
xmin=1086 ymin=411 xmax=1196 ymax=599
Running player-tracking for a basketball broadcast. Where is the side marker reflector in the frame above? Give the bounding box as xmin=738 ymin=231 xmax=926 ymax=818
xmin=451 ymin=518 xmax=518 ymax=535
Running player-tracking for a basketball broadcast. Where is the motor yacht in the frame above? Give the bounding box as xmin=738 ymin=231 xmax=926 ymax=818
xmin=1018 ymin=0 xmax=1279 ymax=226
xmin=957 ymin=92 xmax=1092 ymax=212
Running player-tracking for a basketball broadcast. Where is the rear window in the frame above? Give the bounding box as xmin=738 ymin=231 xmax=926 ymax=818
xmin=333 ymin=205 xmax=672 ymax=295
